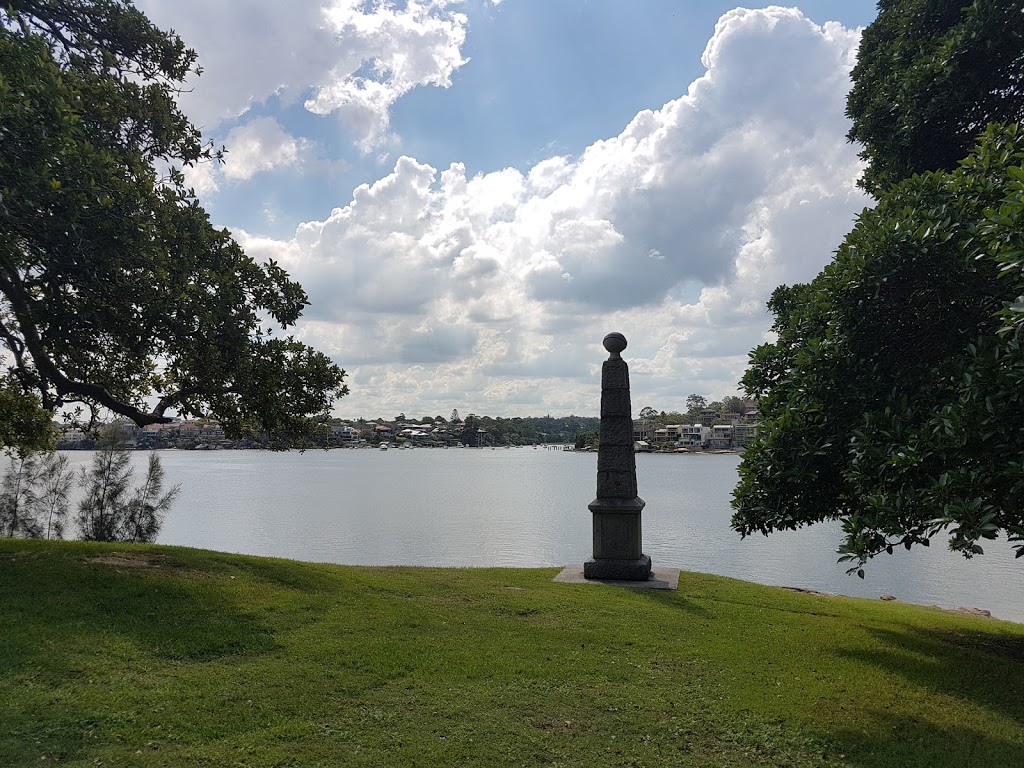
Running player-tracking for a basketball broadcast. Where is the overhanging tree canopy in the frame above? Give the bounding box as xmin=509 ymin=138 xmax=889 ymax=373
xmin=732 ymin=125 xmax=1024 ymax=570
xmin=0 ymin=0 xmax=347 ymax=448
xmin=733 ymin=0 xmax=1024 ymax=571
xmin=847 ymin=0 xmax=1024 ymax=195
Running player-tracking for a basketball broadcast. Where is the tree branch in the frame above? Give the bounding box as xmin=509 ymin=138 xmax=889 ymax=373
xmin=0 ymin=265 xmax=171 ymax=426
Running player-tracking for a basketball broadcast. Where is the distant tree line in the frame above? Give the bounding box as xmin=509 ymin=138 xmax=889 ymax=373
xmin=338 ymin=414 xmax=601 ymax=447
xmin=635 ymin=395 xmax=752 ymax=429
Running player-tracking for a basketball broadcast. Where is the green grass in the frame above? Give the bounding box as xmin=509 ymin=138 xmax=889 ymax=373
xmin=2 ymin=540 xmax=1023 ymax=767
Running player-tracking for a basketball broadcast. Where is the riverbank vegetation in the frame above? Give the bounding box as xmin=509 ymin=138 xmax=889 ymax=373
xmin=735 ymin=0 xmax=1024 ymax=569
xmin=3 ymin=540 xmax=1023 ymax=767
xmin=2 ymin=429 xmax=176 ymax=542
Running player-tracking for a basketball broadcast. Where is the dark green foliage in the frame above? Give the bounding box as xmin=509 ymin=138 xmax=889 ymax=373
xmin=446 ymin=414 xmax=599 ymax=446
xmin=733 ymin=125 xmax=1024 ymax=569
xmin=35 ymin=451 xmax=72 ymax=539
xmin=721 ymin=395 xmax=746 ymax=415
xmin=0 ymin=454 xmax=42 ymax=538
xmin=76 ymin=428 xmax=177 ymax=542
xmin=574 ymin=430 xmax=598 ymax=450
xmin=738 ymin=1 xmax=1024 ymax=571
xmin=0 ymin=1 xmax=347 ymax=450
xmin=0 ymin=379 xmax=53 ymax=453
xmin=0 ymin=450 xmax=72 ymax=538
xmin=685 ymin=393 xmax=708 ymax=413
xmin=847 ymin=0 xmax=1024 ymax=195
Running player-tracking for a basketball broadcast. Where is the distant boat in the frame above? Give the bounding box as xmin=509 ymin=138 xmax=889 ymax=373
xmin=379 ymin=443 xmax=389 ymax=451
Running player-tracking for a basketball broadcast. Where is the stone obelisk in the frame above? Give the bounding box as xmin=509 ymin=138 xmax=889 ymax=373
xmin=584 ymin=332 xmax=652 ymax=581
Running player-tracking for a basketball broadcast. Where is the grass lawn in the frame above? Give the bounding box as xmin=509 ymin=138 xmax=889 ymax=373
xmin=2 ymin=539 xmax=1023 ymax=767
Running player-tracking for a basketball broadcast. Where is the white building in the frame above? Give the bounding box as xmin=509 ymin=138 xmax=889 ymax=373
xmin=678 ymin=424 xmax=709 ymax=448
xmin=330 ymin=424 xmax=359 ymax=442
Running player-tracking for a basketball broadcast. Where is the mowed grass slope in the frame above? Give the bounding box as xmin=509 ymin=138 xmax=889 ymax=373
xmin=2 ymin=539 xmax=1023 ymax=768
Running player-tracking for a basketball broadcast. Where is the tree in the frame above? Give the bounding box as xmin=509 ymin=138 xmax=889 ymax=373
xmin=685 ymin=394 xmax=708 ymax=413
xmin=721 ymin=396 xmax=746 ymax=415
xmin=0 ymin=381 xmax=54 ymax=452
xmin=638 ymin=406 xmax=657 ymax=423
xmin=0 ymin=449 xmax=73 ymax=538
xmin=450 ymin=409 xmax=460 ymax=424
xmin=121 ymin=452 xmax=177 ymax=543
xmin=0 ymin=452 xmax=42 ymax=538
xmin=733 ymin=125 xmax=1024 ymax=571
xmin=575 ymin=430 xmax=599 ymax=450
xmin=76 ymin=427 xmax=178 ymax=542
xmin=36 ymin=451 xmax=73 ymax=539
xmin=0 ymin=1 xmax=347 ymax=451
xmin=847 ymin=0 xmax=1024 ymax=195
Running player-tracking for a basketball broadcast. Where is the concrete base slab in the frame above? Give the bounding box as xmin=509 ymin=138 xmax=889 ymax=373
xmin=553 ymin=564 xmax=679 ymax=590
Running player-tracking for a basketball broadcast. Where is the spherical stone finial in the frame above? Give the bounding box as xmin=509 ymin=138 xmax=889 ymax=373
xmin=603 ymin=332 xmax=627 ymax=359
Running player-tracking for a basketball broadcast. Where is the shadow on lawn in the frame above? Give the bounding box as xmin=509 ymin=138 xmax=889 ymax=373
xmin=822 ymin=712 xmax=1024 ymax=768
xmin=635 ymin=588 xmax=715 ymax=619
xmin=0 ymin=551 xmax=277 ymax=672
xmin=838 ymin=623 xmax=1024 ymax=722
xmin=0 ymin=548 xmax=286 ymax=766
xmin=824 ymin=623 xmax=1024 ymax=767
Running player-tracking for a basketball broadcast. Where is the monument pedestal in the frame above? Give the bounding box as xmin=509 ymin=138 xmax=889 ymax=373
xmin=583 ymin=554 xmax=652 ymax=580
xmin=584 ymin=495 xmax=652 ymax=580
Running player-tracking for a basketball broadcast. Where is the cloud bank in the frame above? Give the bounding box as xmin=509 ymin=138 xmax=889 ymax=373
xmin=229 ymin=7 xmax=870 ymax=417
xmin=139 ymin=0 xmax=471 ymax=151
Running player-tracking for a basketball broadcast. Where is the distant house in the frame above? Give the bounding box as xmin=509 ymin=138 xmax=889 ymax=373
xmin=56 ymin=425 xmax=89 ymax=447
xmin=112 ymin=418 xmax=139 ymax=437
xmin=678 ymin=424 xmax=708 ymax=448
xmin=398 ymin=428 xmax=431 ymax=443
xmin=330 ymin=424 xmax=359 ymax=442
xmin=708 ymin=425 xmax=734 ymax=449
xmin=632 ymin=424 xmax=650 ymax=442
xmin=698 ymin=409 xmax=719 ymax=427
xmin=733 ymin=423 xmax=758 ymax=448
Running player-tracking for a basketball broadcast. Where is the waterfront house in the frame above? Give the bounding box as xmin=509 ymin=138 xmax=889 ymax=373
xmin=708 ymin=424 xmax=734 ymax=449
xmin=678 ymin=424 xmax=709 ymax=448
xmin=330 ymin=424 xmax=359 ymax=443
xmin=699 ymin=409 xmax=719 ymax=427
xmin=733 ymin=423 xmax=758 ymax=448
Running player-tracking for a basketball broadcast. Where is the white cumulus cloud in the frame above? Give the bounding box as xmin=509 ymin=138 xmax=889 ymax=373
xmin=306 ymin=0 xmax=469 ymax=151
xmin=222 ymin=118 xmax=312 ymax=181
xmin=137 ymin=0 xmax=470 ymax=150
xmin=234 ymin=7 xmax=870 ymax=417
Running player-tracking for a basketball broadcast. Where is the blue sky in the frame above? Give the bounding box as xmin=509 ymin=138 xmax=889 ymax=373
xmin=137 ymin=0 xmax=878 ymax=418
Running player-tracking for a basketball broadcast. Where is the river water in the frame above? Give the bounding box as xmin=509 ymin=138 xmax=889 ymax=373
xmin=61 ymin=447 xmax=1024 ymax=622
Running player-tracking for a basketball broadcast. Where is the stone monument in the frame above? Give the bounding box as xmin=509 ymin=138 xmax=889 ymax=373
xmin=583 ymin=332 xmax=653 ymax=581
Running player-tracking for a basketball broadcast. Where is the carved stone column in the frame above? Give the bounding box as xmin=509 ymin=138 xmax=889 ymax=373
xmin=584 ymin=332 xmax=652 ymax=581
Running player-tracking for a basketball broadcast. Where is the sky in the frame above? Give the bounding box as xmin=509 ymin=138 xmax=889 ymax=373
xmin=136 ymin=0 xmax=880 ymax=420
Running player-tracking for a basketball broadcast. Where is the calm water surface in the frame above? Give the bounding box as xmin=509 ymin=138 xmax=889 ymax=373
xmin=63 ymin=448 xmax=1024 ymax=622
